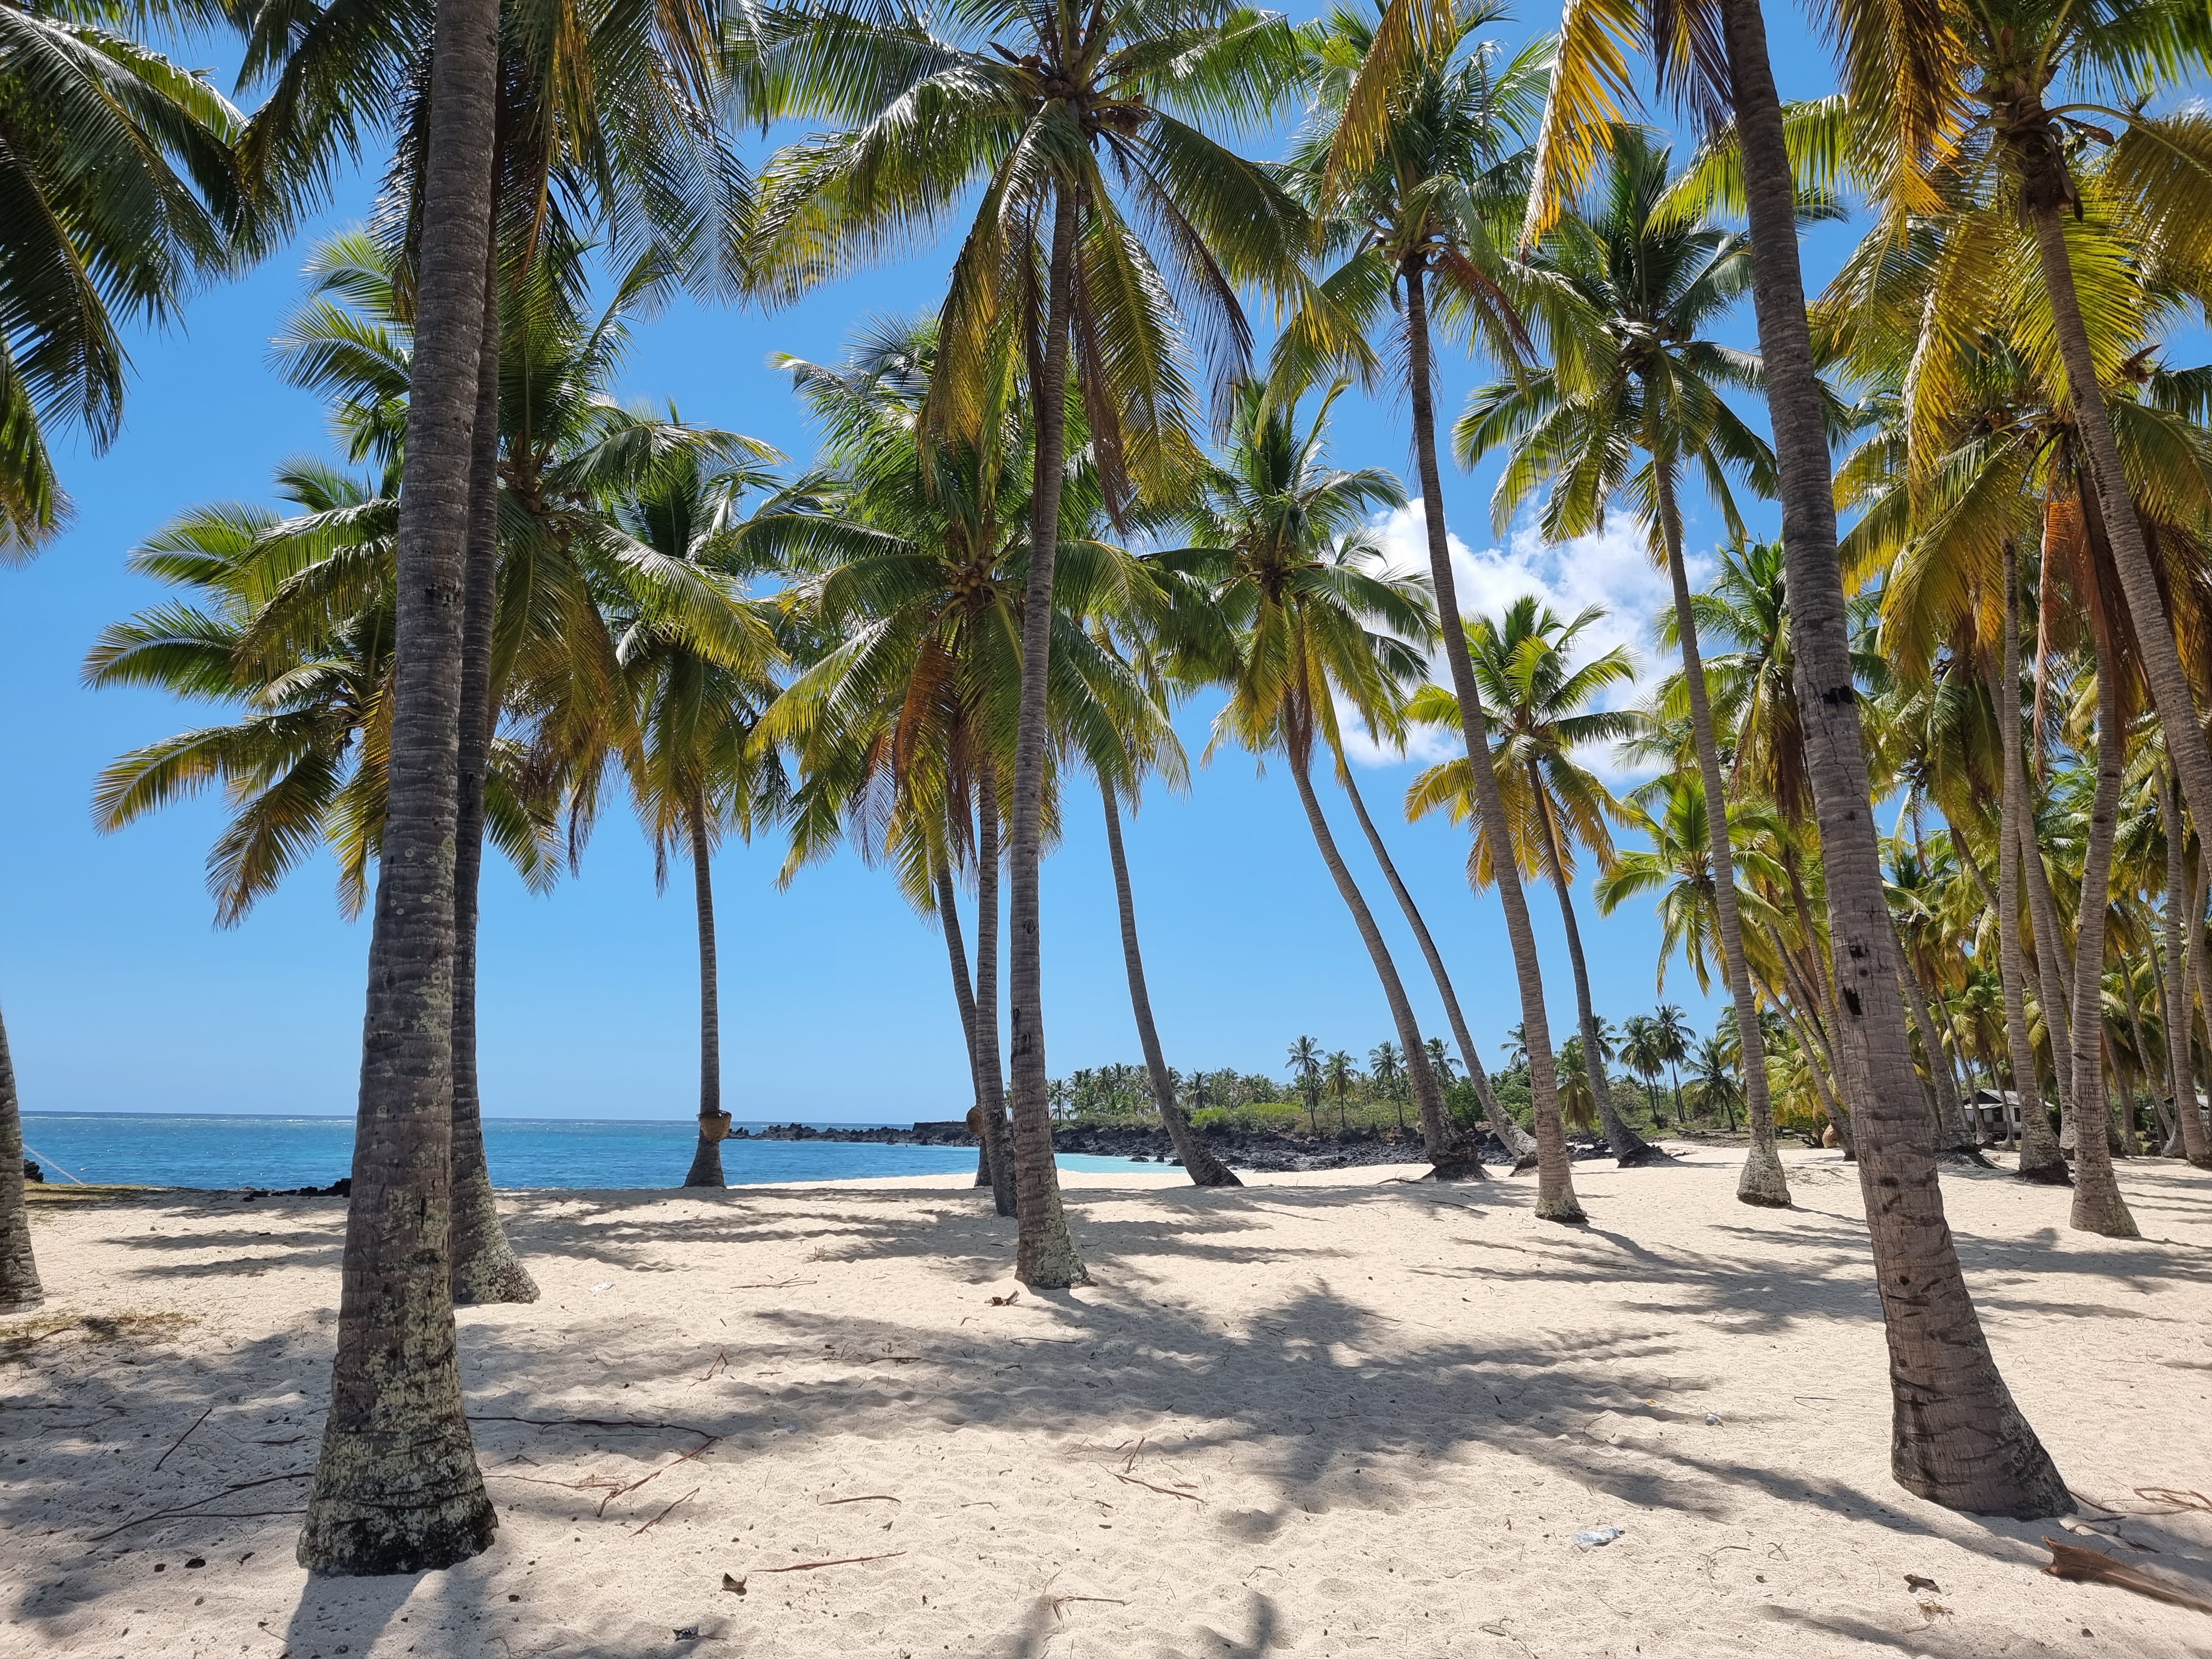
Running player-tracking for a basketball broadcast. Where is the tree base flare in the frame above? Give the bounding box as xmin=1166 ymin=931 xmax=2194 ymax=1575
xmin=1615 ymin=1143 xmax=1676 ymax=1168
xmin=451 ymin=1248 xmax=540 ymax=1307
xmin=2014 ymin=1155 xmax=2073 ymax=1187
xmin=297 ymin=1483 xmax=496 ymax=1577
xmin=2068 ymin=1192 xmax=2141 ymax=1238
xmin=1892 ymin=1399 xmax=2072 ymax=1520
xmin=1424 ymin=1157 xmax=1489 ymax=1182
xmin=1736 ymin=1145 xmax=1792 ymax=1208
xmin=1535 ymin=1192 xmax=1588 ymax=1224
xmin=0 ymin=1284 xmax=43 ymax=1314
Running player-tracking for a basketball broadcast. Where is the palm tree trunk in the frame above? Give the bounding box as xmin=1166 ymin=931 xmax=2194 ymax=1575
xmin=2020 ymin=801 xmax=2078 ymax=1133
xmin=1335 ymin=766 xmax=1535 ymax=1159
xmin=0 ymin=1004 xmax=41 ymax=1312
xmin=1529 ymin=777 xmax=1661 ymax=1167
xmin=1898 ymin=956 xmax=1980 ymax=1160
xmin=1005 ymin=189 xmax=1086 ymax=1287
xmin=930 ymin=864 xmax=995 ymax=1192
xmin=297 ymin=0 xmax=502 ymax=1572
xmin=1776 ymin=943 xmax=1853 ymax=1150
xmin=2064 ymin=610 xmax=2139 ymax=1237
xmin=1784 ymin=855 xmax=1854 ymax=1157
xmin=2120 ymin=967 xmax=2153 ymax=1158
xmin=682 ymin=797 xmax=731 ymax=1188
xmin=2159 ymin=771 xmax=2210 ymax=1163
xmin=1715 ymin=0 xmax=2068 ymax=1519
xmin=1404 ymin=263 xmax=1578 ymax=1219
xmin=449 ymin=240 xmax=536 ymax=1307
xmin=1771 ymin=989 xmax=1847 ymax=1143
xmin=1651 ymin=441 xmax=1785 ymax=1200
xmin=1100 ymin=783 xmax=1239 ymax=1187
xmin=2020 ymin=176 xmax=2212 ymax=845
xmin=1286 ymin=739 xmax=1478 ymax=1177
xmin=972 ymin=768 xmax=1018 ymax=1215
xmin=2186 ymin=843 xmax=2212 ymax=1161
xmin=1993 ymin=551 xmax=2069 ymax=1182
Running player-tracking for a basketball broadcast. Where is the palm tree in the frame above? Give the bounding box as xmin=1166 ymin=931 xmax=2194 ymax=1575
xmin=1288 ymin=1036 xmax=1324 ymax=1134
xmin=1686 ymin=1032 xmax=1741 ymax=1133
xmin=748 ymin=0 xmax=1308 ymax=1290
xmin=1522 ymin=0 xmax=2073 ymax=1516
xmin=1620 ymin=1014 xmax=1667 ymax=1126
xmin=0 ymin=0 xmax=245 ymax=1318
xmin=1653 ymin=1004 xmax=1692 ymax=1125
xmin=1370 ymin=1040 xmax=1407 ymax=1131
xmin=1410 ymin=596 xmax=1661 ymax=1167
xmin=1175 ymin=383 xmax=1483 ymax=1179
xmin=292 ymin=0 xmax=504 ymax=1577
xmin=1460 ymin=126 xmax=1788 ymax=1202
xmin=1324 ymin=1051 xmax=1359 ymax=1132
xmin=1284 ymin=0 xmax=1580 ymax=1218
xmin=592 ymin=436 xmax=787 ymax=1190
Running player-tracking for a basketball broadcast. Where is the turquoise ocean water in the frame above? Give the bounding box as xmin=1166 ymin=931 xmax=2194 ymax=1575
xmin=19 ymin=1113 xmax=1138 ymax=1191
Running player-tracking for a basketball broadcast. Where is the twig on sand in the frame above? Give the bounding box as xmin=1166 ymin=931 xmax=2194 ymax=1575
xmin=596 ymin=1436 xmax=723 ymax=1516
xmin=729 ymin=1277 xmax=817 ymax=1290
xmin=469 ymin=1413 xmax=720 ymax=1442
xmin=631 ymin=1488 xmax=701 ymax=1536
xmin=153 ymin=1406 xmax=212 ymax=1471
xmin=90 ymin=1470 xmax=315 ymax=1541
xmin=695 ymin=1350 xmax=729 ymax=1385
xmin=758 ymin=1551 xmax=906 ymax=1573
xmin=819 ymin=1494 xmax=900 ymax=1506
xmin=1050 ymin=1596 xmax=1127 ymax=1619
xmin=2043 ymin=1537 xmax=2212 ymax=1614
xmin=1110 ymin=1470 xmax=1204 ymax=1503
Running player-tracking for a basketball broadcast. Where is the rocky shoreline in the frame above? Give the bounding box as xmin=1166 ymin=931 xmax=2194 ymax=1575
xmin=735 ymin=1119 xmax=1625 ymax=1173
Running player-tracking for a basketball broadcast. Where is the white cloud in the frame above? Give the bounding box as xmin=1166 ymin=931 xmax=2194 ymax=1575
xmin=1337 ymin=503 xmax=1709 ymax=786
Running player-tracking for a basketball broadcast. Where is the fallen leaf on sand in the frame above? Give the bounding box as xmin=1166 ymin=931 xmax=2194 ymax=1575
xmin=722 ymin=1573 xmax=747 ymax=1595
xmin=1905 ymin=1574 xmax=1940 ymax=1593
xmin=988 ymin=1292 xmax=1019 ymax=1307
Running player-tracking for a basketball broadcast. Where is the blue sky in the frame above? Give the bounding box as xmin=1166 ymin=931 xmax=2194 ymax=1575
xmin=1 ymin=5 xmax=1853 ymax=1122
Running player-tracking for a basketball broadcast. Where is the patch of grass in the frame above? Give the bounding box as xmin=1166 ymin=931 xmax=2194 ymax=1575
xmin=23 ymin=1183 xmax=159 ymax=1209
xmin=1 ymin=1310 xmax=197 ymax=1363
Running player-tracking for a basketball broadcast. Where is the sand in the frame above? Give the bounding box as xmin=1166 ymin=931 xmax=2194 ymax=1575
xmin=3 ymin=1144 xmax=2209 ymax=1658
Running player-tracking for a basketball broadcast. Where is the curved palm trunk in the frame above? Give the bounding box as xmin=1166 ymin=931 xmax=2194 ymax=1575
xmin=1529 ymin=780 xmax=1660 ymax=1166
xmin=2120 ymin=970 xmax=2153 ymax=1157
xmin=2065 ymin=614 xmax=2140 ymax=1237
xmin=298 ymin=0 xmax=502 ymax=1572
xmin=2019 ymin=171 xmax=2212 ymax=857
xmin=1005 ymin=190 xmax=1084 ymax=1287
xmin=1405 ymin=265 xmax=1578 ymax=1218
xmin=682 ymin=800 xmax=731 ymax=1188
xmin=1898 ymin=960 xmax=1979 ymax=1161
xmin=2158 ymin=773 xmax=2210 ymax=1164
xmin=1100 ymin=785 xmax=1239 ymax=1186
xmin=1285 ymin=740 xmax=1477 ymax=1177
xmin=1993 ymin=553 xmax=2069 ymax=1182
xmin=0 ymin=1005 xmax=41 ymax=1312
xmin=972 ymin=769 xmax=1018 ymax=1215
xmin=1771 ymin=988 xmax=1847 ymax=1141
xmin=930 ymin=865 xmax=998 ymax=1193
xmin=1336 ymin=768 xmax=1535 ymax=1159
xmin=1651 ymin=444 xmax=1783 ymax=1200
xmin=1785 ymin=855 xmax=1854 ymax=1157
xmin=1717 ymin=0 xmax=2068 ymax=1518
xmin=450 ymin=244 xmax=536 ymax=1306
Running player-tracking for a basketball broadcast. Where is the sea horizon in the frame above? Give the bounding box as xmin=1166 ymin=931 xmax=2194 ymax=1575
xmin=18 ymin=1110 xmax=1135 ymax=1191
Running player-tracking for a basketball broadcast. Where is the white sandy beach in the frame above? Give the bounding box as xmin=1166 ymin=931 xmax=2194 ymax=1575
xmin=3 ymin=1145 xmax=2209 ymax=1658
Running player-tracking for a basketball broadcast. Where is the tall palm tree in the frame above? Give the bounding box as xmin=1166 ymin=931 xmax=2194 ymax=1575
xmin=1287 ymin=1035 xmax=1324 ymax=1134
xmin=1520 ymin=0 xmax=2070 ymax=1515
xmin=1324 ymin=1050 xmax=1358 ymax=1131
xmin=1409 ymin=597 xmax=1661 ymax=1166
xmin=596 ymin=435 xmax=786 ymax=1189
xmin=0 ymin=0 xmax=245 ymax=1317
xmin=1686 ymin=1031 xmax=1741 ymax=1131
xmin=1369 ymin=1039 xmax=1407 ymax=1131
xmin=1459 ymin=126 xmax=1789 ymax=1202
xmin=1282 ymin=0 xmax=1581 ymax=1217
xmin=748 ymin=0 xmax=1308 ymax=1288
xmin=1652 ymin=1003 xmax=1692 ymax=1124
xmin=1173 ymin=383 xmax=1486 ymax=1180
xmin=293 ymin=0 xmax=504 ymax=1578
xmin=1620 ymin=1014 xmax=1668 ymax=1125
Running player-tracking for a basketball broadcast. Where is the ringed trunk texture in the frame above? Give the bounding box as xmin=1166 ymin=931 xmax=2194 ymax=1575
xmin=1653 ymin=447 xmax=1785 ymax=1202
xmin=0 ymin=1004 xmax=41 ymax=1312
xmin=1100 ymin=785 xmax=1239 ymax=1186
xmin=2021 ymin=181 xmax=2212 ymax=858
xmin=930 ymin=865 xmax=996 ymax=1192
xmin=1994 ymin=552 xmax=2069 ymax=1182
xmin=1405 ymin=264 xmax=1577 ymax=1218
xmin=682 ymin=801 xmax=731 ymax=1188
xmin=972 ymin=768 xmax=1018 ymax=1215
xmin=2063 ymin=624 xmax=2139 ymax=1237
xmin=2159 ymin=774 xmax=2210 ymax=1164
xmin=1532 ymin=782 xmax=1660 ymax=1167
xmin=1336 ymin=768 xmax=1528 ymax=1158
xmin=1006 ymin=189 xmax=1086 ymax=1287
xmin=1718 ymin=0 xmax=2068 ymax=1519
xmin=2020 ymin=804 xmax=2078 ymax=1134
xmin=297 ymin=0 xmax=501 ymax=1572
xmin=1286 ymin=744 xmax=1477 ymax=1177
xmin=449 ymin=243 xmax=536 ymax=1306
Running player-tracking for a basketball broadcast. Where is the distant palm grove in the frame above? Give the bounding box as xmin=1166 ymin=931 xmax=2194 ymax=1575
xmin=11 ymin=0 xmax=2212 ymax=1574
